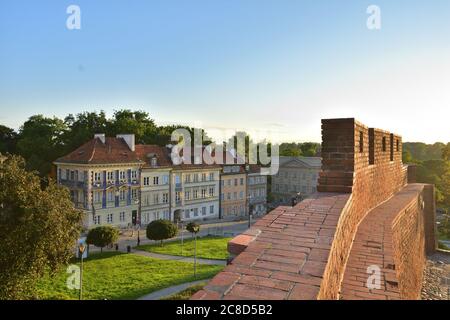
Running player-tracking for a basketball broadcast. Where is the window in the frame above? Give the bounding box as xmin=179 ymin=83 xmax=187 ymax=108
xmin=175 ymin=192 xmax=181 ymax=202
xmin=209 ymin=187 xmax=214 ymax=197
xmin=143 ymin=177 xmax=150 ymax=186
xmin=233 ymin=192 xmax=237 ymax=200
xmin=240 ymin=191 xmax=244 ymax=199
xmin=119 ymin=171 xmax=126 ymax=180
xmin=359 ymin=131 xmax=364 ymax=153
xmin=94 ymin=215 xmax=101 ymax=225
xmin=209 ymin=172 xmax=214 ymax=181
xmin=202 ymin=207 xmax=206 ymax=216
xmin=162 ymin=193 xmax=169 ymax=203
xmin=107 ymin=213 xmax=113 ymax=224
xmin=131 ymin=170 xmax=137 ymax=180
xmin=94 ymin=172 xmax=101 ymax=182
xmin=193 ymin=208 xmax=198 ymax=217
xmin=185 ymin=191 xmax=190 ymax=200
xmin=201 ymin=173 xmax=206 ymax=181
xmin=201 ymin=188 xmax=206 ymax=198
xmin=107 ymin=191 xmax=114 ymax=202
xmin=369 ymin=128 xmax=375 ymax=165
xmin=107 ymin=171 xmax=114 ymax=181
xmin=162 ymin=175 xmax=169 ymax=185
xmin=120 ymin=212 xmax=125 ymax=222
xmin=153 ymin=193 xmax=159 ymax=204
xmin=240 ymin=178 xmax=244 ymax=185
xmin=132 ymin=189 xmax=138 ymax=200
xmin=210 ymin=205 xmax=214 ymax=214
xmin=193 ymin=174 xmax=199 ymax=182
xmin=185 ymin=210 xmax=190 ymax=219
xmin=227 ymin=193 xmax=231 ymax=200
xmin=94 ymin=191 xmax=101 ymax=203
xmin=234 ymin=179 xmax=238 ymax=186
xmin=119 ymin=189 xmax=126 ymax=201
xmin=193 ymin=190 xmax=198 ymax=199
xmin=153 ymin=176 xmax=159 ymax=185
xmin=390 ymin=134 xmax=394 ymax=161
xmin=382 ymin=137 xmax=387 ymax=152
xmin=150 ymin=157 xmax=157 ymax=167
xmin=227 ymin=179 xmax=231 ymax=186
xmin=185 ymin=174 xmax=191 ymax=183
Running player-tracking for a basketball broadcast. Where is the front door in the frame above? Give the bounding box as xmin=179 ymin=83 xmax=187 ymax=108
xmin=132 ymin=210 xmax=137 ymax=225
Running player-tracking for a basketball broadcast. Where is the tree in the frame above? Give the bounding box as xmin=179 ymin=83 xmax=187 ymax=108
xmin=86 ymin=226 xmax=119 ymax=252
xmin=186 ymin=221 xmax=200 ymax=236
xmin=0 ymin=155 xmax=83 ymax=299
xmin=0 ymin=124 xmax=18 ymax=154
xmin=16 ymin=115 xmax=68 ymax=177
xmin=108 ymin=110 xmax=157 ymax=144
xmin=146 ymin=219 xmax=178 ymax=246
xmin=62 ymin=111 xmax=109 ymax=152
xmin=442 ymin=143 xmax=450 ymax=162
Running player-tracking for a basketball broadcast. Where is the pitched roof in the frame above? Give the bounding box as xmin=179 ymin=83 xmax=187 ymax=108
xmin=279 ymin=156 xmax=322 ymax=168
xmin=135 ymin=145 xmax=172 ymax=167
xmin=55 ymin=137 xmax=142 ymax=164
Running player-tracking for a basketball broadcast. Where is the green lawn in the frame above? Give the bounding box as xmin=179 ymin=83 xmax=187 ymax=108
xmin=136 ymin=235 xmax=232 ymax=260
xmin=161 ymin=282 xmax=206 ymax=300
xmin=36 ymin=252 xmax=223 ymax=300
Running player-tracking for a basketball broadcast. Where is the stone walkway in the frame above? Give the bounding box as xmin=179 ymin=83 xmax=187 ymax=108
xmin=138 ymin=279 xmax=209 ymax=300
xmin=421 ymin=251 xmax=450 ymax=300
xmin=130 ymin=249 xmax=227 ymax=266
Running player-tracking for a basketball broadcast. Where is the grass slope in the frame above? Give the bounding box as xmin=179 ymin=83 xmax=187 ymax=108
xmin=36 ymin=252 xmax=223 ymax=300
xmin=136 ymin=236 xmax=232 ymax=260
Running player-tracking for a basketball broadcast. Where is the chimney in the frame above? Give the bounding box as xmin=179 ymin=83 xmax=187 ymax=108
xmin=94 ymin=133 xmax=106 ymax=144
xmin=116 ymin=134 xmax=135 ymax=152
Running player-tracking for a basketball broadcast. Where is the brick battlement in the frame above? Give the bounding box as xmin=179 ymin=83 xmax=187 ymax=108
xmin=191 ymin=118 xmax=436 ymax=301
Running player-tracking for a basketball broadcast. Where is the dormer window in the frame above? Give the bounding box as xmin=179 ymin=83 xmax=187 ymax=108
xmin=151 ymin=156 xmax=158 ymax=167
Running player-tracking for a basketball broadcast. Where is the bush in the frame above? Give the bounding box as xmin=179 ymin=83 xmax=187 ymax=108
xmin=146 ymin=219 xmax=178 ymax=246
xmin=86 ymin=226 xmax=119 ymax=252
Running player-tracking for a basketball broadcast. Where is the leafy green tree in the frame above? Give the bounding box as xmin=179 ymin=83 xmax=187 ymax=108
xmin=146 ymin=219 xmax=178 ymax=246
xmin=442 ymin=143 xmax=450 ymax=162
xmin=62 ymin=111 xmax=109 ymax=152
xmin=16 ymin=115 xmax=68 ymax=176
xmin=0 ymin=155 xmax=83 ymax=299
xmin=0 ymin=124 xmax=18 ymax=154
xmin=108 ymin=110 xmax=157 ymax=144
xmin=86 ymin=226 xmax=119 ymax=252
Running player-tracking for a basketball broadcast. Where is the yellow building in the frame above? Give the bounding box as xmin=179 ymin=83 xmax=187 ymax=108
xmin=220 ymin=164 xmax=247 ymax=218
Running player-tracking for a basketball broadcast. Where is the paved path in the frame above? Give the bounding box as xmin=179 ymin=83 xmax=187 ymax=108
xmin=129 ymin=249 xmax=227 ymax=265
xmin=138 ymin=279 xmax=209 ymax=300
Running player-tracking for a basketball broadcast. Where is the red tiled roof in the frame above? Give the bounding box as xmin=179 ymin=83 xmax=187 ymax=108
xmin=135 ymin=145 xmax=172 ymax=167
xmin=55 ymin=137 xmax=141 ymax=164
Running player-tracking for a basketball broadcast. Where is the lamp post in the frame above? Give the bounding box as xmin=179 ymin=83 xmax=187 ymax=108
xmin=192 ymin=225 xmax=200 ymax=279
xmin=78 ymin=243 xmax=86 ymax=300
xmin=180 ymin=222 xmax=184 ymax=256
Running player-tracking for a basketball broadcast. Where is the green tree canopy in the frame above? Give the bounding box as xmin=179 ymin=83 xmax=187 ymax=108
xmin=0 ymin=155 xmax=83 ymax=299
xmin=86 ymin=226 xmax=120 ymax=252
xmin=16 ymin=115 xmax=68 ymax=176
xmin=0 ymin=124 xmax=18 ymax=154
xmin=146 ymin=219 xmax=178 ymax=246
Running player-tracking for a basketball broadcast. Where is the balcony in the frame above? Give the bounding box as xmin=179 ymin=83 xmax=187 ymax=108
xmin=60 ymin=179 xmax=85 ymax=189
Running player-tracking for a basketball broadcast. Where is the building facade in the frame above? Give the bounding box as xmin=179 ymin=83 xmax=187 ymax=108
xmin=172 ymin=165 xmax=221 ymax=222
xmin=135 ymin=145 xmax=172 ymax=225
xmin=54 ymin=134 xmax=142 ymax=229
xmin=220 ymin=165 xmax=247 ymax=218
xmin=246 ymin=165 xmax=267 ymax=216
xmin=271 ymin=156 xmax=321 ymax=205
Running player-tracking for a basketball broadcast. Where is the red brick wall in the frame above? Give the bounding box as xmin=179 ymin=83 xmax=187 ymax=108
xmin=318 ymin=119 xmax=408 ymax=299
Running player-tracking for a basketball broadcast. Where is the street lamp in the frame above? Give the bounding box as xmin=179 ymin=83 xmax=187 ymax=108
xmin=192 ymin=224 xmax=200 ymax=279
xmin=78 ymin=243 xmax=86 ymax=300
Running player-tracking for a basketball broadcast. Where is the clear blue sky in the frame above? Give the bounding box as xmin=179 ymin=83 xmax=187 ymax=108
xmin=1 ymin=0 xmax=449 ymax=143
